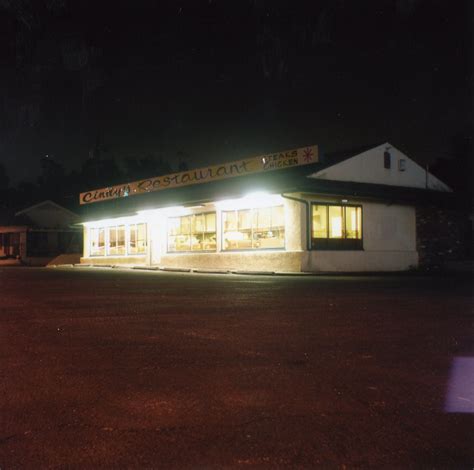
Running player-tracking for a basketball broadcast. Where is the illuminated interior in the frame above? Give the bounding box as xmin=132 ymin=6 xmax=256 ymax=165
xmin=311 ymin=204 xmax=362 ymax=249
xmin=108 ymin=225 xmax=126 ymax=255
xmin=167 ymin=212 xmax=217 ymax=252
xmin=222 ymin=205 xmax=285 ymax=250
xmin=90 ymin=223 xmax=147 ymax=257
xmin=84 ymin=195 xmax=367 ymax=259
xmin=90 ymin=227 xmax=105 ymax=256
xmin=129 ymin=223 xmax=147 ymax=254
xmin=85 ymin=192 xmax=288 ymax=258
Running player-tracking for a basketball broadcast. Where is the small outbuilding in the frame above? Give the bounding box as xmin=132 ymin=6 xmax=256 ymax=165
xmin=0 ymin=200 xmax=82 ymax=266
xmin=78 ymin=143 xmax=457 ymax=272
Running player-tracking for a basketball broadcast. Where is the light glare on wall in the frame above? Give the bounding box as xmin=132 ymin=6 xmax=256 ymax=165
xmin=215 ymin=192 xmax=284 ymax=210
xmin=137 ymin=206 xmax=188 ymax=221
xmin=83 ymin=215 xmax=146 ymax=228
xmin=331 ymin=217 xmax=342 ymax=237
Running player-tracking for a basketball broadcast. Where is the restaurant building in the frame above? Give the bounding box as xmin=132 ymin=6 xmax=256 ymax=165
xmin=79 ymin=143 xmax=452 ymax=272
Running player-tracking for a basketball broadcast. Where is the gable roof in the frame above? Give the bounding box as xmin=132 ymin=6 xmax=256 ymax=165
xmin=311 ymin=142 xmax=452 ymax=192
xmin=320 ymin=142 xmax=388 ymax=166
xmin=79 ymin=163 xmax=456 ymax=222
xmin=77 ymin=142 xmax=455 ymax=222
xmin=0 ymin=208 xmax=28 ymax=226
xmin=15 ymin=200 xmax=79 ymax=218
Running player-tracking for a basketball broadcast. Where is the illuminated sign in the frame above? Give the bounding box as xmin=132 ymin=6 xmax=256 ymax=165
xmin=79 ymin=145 xmax=318 ymax=205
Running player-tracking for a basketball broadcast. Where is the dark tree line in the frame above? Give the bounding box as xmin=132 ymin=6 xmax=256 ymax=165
xmin=0 ymin=153 xmax=188 ymax=213
xmin=430 ymin=134 xmax=473 ymax=205
xmin=0 ymin=133 xmax=470 ymax=216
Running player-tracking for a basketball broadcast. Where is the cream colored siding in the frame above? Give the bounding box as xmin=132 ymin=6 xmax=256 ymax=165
xmin=362 ymin=203 xmax=416 ymax=251
xmin=284 ymin=198 xmax=305 ymax=252
xmin=80 ymin=193 xmax=419 ymax=272
xmin=310 ymin=143 xmax=451 ymax=192
xmin=302 ymin=250 xmax=418 ymax=272
xmin=303 ymin=201 xmax=418 ymax=272
xmin=160 ymin=251 xmax=302 ymax=272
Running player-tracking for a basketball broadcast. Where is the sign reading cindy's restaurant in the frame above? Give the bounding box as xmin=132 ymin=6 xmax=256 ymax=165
xmin=79 ymin=145 xmax=318 ymax=205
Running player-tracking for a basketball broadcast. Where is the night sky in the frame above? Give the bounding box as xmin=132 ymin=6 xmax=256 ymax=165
xmin=0 ymin=0 xmax=471 ymax=184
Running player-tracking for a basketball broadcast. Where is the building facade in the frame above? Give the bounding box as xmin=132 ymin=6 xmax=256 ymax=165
xmin=0 ymin=200 xmax=82 ymax=266
xmin=79 ymin=143 xmax=452 ymax=272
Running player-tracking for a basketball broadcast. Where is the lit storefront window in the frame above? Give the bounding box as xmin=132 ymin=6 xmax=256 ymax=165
xmin=89 ymin=223 xmax=147 ymax=257
xmin=222 ymin=205 xmax=285 ymax=250
xmin=90 ymin=227 xmax=105 ymax=256
xmin=108 ymin=225 xmax=126 ymax=255
xmin=129 ymin=223 xmax=147 ymax=254
xmin=311 ymin=204 xmax=362 ymax=250
xmin=168 ymin=212 xmax=217 ymax=252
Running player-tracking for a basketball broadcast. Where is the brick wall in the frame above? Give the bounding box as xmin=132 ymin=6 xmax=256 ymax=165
xmin=416 ymin=206 xmax=471 ymax=268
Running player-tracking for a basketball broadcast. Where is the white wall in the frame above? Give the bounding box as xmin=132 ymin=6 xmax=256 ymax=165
xmin=302 ymin=200 xmax=418 ymax=272
xmin=363 ymin=203 xmax=416 ymax=251
xmin=284 ymin=198 xmax=305 ymax=252
xmin=302 ymin=250 xmax=418 ymax=272
xmin=80 ymin=194 xmax=419 ymax=272
xmin=311 ymin=143 xmax=451 ymax=192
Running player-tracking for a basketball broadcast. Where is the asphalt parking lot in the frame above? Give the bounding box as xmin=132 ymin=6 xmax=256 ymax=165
xmin=0 ymin=267 xmax=472 ymax=468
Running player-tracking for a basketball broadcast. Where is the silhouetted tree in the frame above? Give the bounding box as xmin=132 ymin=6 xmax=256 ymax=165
xmin=176 ymin=151 xmax=189 ymax=172
xmin=0 ymin=162 xmax=9 ymax=189
xmin=14 ymin=181 xmax=40 ymax=209
xmin=36 ymin=155 xmax=66 ymax=202
xmin=0 ymin=162 xmax=10 ymax=209
xmin=124 ymin=155 xmax=172 ymax=180
xmin=431 ymin=133 xmax=473 ymax=203
xmin=79 ymin=155 xmax=124 ymax=190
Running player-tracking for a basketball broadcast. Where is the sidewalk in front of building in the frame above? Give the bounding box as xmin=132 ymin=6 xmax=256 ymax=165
xmin=43 ymin=261 xmax=474 ymax=277
xmin=0 ymin=257 xmax=22 ymax=266
xmin=0 ymin=253 xmax=82 ymax=267
xmin=442 ymin=259 xmax=474 ymax=273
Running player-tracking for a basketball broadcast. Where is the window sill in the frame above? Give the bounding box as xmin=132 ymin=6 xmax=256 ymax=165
xmin=310 ymin=247 xmax=364 ymax=251
xmin=88 ymin=254 xmax=147 ymax=258
xmin=166 ymin=250 xmax=217 ymax=254
xmin=222 ymin=248 xmax=286 ymax=252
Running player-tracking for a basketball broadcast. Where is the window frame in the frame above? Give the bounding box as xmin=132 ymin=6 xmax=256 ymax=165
xmin=129 ymin=223 xmax=147 ymax=255
xmin=310 ymin=202 xmax=363 ymax=251
xmin=221 ymin=205 xmax=286 ymax=252
xmin=167 ymin=211 xmax=217 ymax=253
xmin=89 ymin=223 xmax=147 ymax=258
xmin=107 ymin=225 xmax=126 ymax=256
xmin=90 ymin=227 xmax=106 ymax=257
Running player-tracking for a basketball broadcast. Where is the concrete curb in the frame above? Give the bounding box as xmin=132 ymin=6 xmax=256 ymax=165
xmin=231 ymin=270 xmax=275 ymax=276
xmin=131 ymin=266 xmax=159 ymax=271
xmin=160 ymin=267 xmax=192 ymax=273
xmin=192 ymin=269 xmax=230 ymax=274
xmin=47 ymin=264 xmax=474 ymax=279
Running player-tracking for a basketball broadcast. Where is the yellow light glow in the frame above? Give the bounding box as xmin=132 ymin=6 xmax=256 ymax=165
xmin=137 ymin=206 xmax=187 ymax=217
xmin=215 ymin=192 xmax=284 ymax=210
xmin=225 ymin=231 xmax=245 ymax=241
xmin=83 ymin=215 xmax=146 ymax=228
xmin=331 ymin=217 xmax=342 ymax=237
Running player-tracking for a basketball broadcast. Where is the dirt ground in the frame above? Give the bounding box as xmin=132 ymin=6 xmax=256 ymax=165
xmin=0 ymin=267 xmax=472 ymax=468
